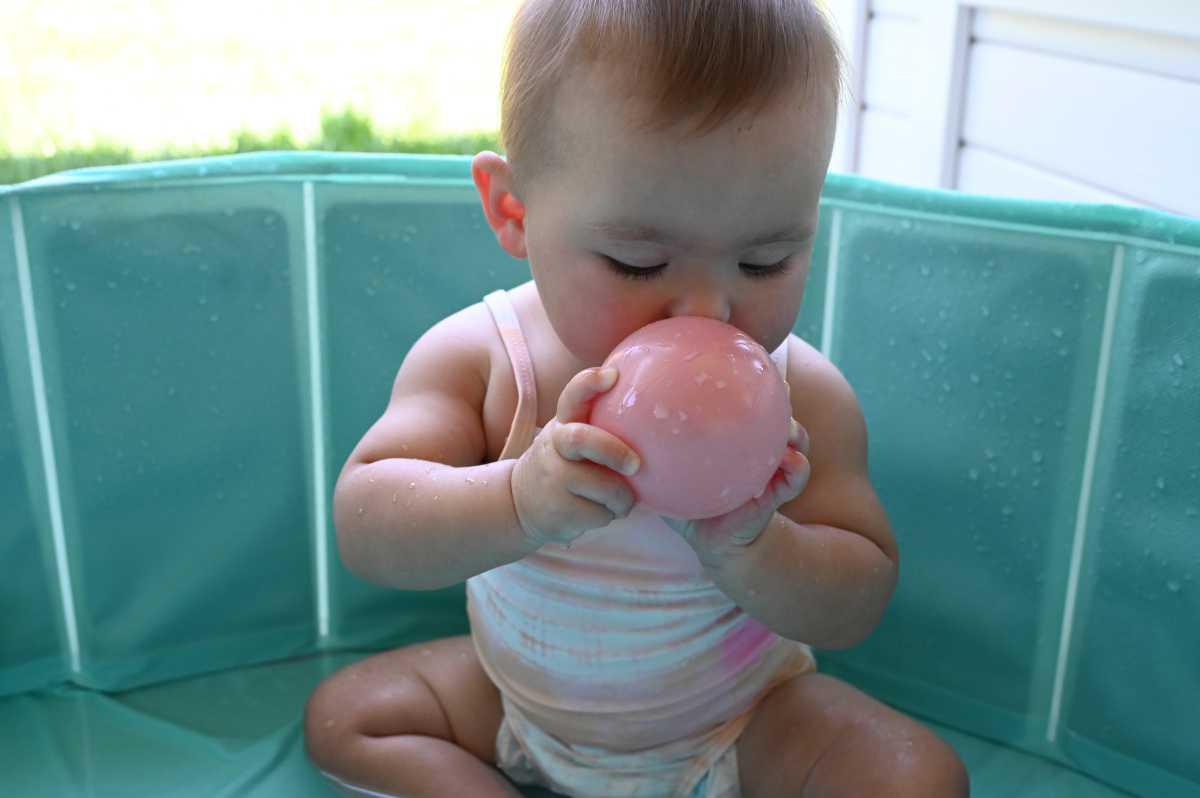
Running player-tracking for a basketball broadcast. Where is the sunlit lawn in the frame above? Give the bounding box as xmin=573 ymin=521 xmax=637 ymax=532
xmin=1 ymin=0 xmax=521 ymax=157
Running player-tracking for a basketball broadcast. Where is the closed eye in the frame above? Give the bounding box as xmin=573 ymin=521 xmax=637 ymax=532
xmin=739 ymin=257 xmax=794 ymax=279
xmin=603 ymin=256 xmax=794 ymax=280
xmin=604 ymin=257 xmax=667 ymax=280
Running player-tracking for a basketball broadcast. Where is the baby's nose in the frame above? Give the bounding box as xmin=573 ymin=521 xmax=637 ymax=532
xmin=668 ymin=287 xmax=731 ymax=324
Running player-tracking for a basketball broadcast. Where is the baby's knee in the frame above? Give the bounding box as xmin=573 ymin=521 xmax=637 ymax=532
xmin=892 ymin=732 xmax=970 ymax=798
xmin=303 ymin=678 xmax=347 ymax=771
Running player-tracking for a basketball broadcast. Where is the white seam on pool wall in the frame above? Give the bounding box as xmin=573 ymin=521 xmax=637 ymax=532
xmin=10 ymin=196 xmax=83 ymax=676
xmin=303 ymin=181 xmax=332 ymax=642
xmin=1047 ymin=244 xmax=1125 ymax=744
xmin=821 ymin=208 xmax=843 ymax=361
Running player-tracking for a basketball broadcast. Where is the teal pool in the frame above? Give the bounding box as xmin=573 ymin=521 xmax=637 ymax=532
xmin=1 ymin=153 xmax=1197 ymax=797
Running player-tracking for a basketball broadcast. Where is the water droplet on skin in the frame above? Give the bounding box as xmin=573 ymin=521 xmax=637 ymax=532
xmin=357 ymin=506 xmax=364 ymax=516
xmin=409 ymin=482 xmax=416 ymax=489
xmin=672 ymin=427 xmax=681 ymax=435
xmin=654 ymin=403 xmax=670 ymax=419
xmin=694 ymin=372 xmax=710 ymax=385
xmin=715 ymin=380 xmax=727 ymax=389
xmin=368 ymin=475 xmax=376 ymax=484
xmin=392 ymin=491 xmax=398 ymax=504
xmin=466 ymin=477 xmax=475 ymax=484
xmin=683 ymin=351 xmax=701 ymax=361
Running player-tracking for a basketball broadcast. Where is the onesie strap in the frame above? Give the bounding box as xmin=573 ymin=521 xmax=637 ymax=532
xmin=769 ymin=334 xmax=791 ymax=403
xmin=768 ymin=334 xmax=789 ymax=381
xmin=482 ymin=289 xmax=540 ymax=461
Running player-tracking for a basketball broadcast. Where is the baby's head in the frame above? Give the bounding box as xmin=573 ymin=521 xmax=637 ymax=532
xmin=473 ymin=0 xmax=844 ymax=365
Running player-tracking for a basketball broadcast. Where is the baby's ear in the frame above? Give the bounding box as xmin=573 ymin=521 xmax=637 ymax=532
xmin=471 ymin=151 xmax=528 ymax=260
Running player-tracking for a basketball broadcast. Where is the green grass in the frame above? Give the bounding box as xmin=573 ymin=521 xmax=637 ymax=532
xmin=1 ymin=107 xmax=501 ymax=184
xmin=2 ymin=0 xmax=518 ymax=183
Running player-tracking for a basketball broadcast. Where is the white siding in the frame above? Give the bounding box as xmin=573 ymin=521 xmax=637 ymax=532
xmin=824 ymin=0 xmax=1200 ymax=218
xmin=962 ymin=41 xmax=1200 ymax=215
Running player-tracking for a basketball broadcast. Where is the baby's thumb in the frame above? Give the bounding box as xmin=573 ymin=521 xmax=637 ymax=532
xmin=556 ymin=366 xmax=618 ymax=424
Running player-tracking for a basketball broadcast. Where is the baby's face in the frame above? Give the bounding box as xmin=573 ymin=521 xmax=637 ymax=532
xmin=524 ymin=61 xmax=836 ymax=366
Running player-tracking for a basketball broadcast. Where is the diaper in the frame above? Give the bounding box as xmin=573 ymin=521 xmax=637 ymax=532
xmin=494 ymin=694 xmax=751 ymax=798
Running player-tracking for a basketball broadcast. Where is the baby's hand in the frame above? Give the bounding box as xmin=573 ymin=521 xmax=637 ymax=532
xmin=663 ymin=418 xmax=812 ymax=568
xmin=512 ymin=367 xmax=641 ymax=548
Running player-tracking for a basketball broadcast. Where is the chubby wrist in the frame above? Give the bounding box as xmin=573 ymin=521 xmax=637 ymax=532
xmin=688 ymin=512 xmax=777 ymax=572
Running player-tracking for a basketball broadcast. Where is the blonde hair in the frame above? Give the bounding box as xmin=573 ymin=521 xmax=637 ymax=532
xmin=499 ymin=0 xmax=845 ymax=200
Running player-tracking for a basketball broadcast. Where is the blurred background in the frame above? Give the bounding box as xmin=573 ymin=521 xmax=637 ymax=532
xmin=2 ymin=0 xmax=1198 ymax=217
xmin=1 ymin=0 xmax=519 ymax=182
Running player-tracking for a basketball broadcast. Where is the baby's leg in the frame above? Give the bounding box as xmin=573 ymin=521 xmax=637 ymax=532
xmin=736 ymin=672 xmax=970 ymax=798
xmin=304 ymin=635 xmax=519 ymax=798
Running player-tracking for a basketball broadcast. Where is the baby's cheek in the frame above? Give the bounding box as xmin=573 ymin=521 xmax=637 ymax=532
xmin=560 ymin=298 xmax=652 ymax=363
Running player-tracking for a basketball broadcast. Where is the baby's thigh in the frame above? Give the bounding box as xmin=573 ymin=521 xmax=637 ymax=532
xmin=304 ymin=634 xmax=505 ymax=766
xmin=736 ymin=672 xmax=969 ymax=798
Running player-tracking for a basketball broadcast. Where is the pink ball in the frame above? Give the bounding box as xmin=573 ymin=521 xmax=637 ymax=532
xmin=589 ymin=317 xmax=791 ymax=520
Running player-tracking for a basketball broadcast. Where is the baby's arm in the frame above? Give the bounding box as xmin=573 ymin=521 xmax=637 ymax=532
xmin=700 ymin=354 xmax=898 ymax=648
xmin=333 ymin=305 xmax=640 ymax=591
xmin=333 ymin=308 xmax=536 ymax=590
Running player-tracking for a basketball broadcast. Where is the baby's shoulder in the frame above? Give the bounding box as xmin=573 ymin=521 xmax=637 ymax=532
xmin=784 ymin=333 xmax=864 ymax=437
xmin=412 ymin=299 xmax=521 ymax=460
xmin=400 ymin=300 xmax=505 ymax=398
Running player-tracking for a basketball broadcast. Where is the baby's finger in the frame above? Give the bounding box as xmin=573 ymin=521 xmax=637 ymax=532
xmin=779 ymin=448 xmax=812 ymax=501
xmin=760 ymin=448 xmax=810 ymax=510
xmin=789 ymin=419 xmax=811 ymax=457
xmin=557 ymin=367 xmax=619 ymax=425
xmin=554 ymin=422 xmax=641 ymax=476
xmin=565 ymin=464 xmax=637 ymax=519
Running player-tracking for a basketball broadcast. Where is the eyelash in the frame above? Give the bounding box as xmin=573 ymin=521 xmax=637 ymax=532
xmin=603 ymin=257 xmax=792 ymax=281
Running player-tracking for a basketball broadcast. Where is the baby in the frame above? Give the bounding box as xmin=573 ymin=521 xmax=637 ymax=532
xmin=305 ymin=1 xmax=969 ymax=796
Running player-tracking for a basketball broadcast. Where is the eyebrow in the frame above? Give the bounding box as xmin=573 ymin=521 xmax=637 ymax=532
xmin=588 ymin=220 xmax=814 ymax=249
